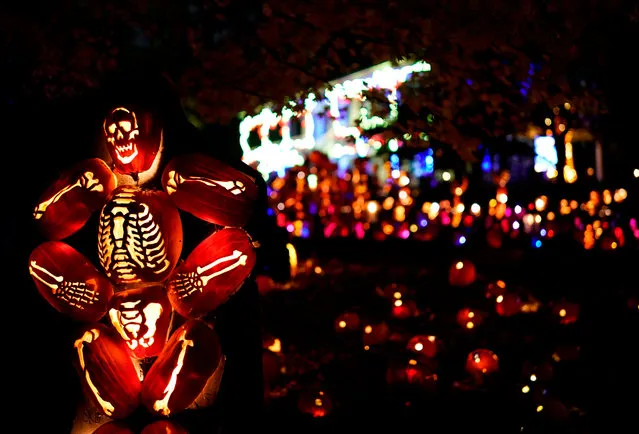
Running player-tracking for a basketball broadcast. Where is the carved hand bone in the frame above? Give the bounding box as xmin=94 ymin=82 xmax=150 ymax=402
xmin=29 ymin=260 xmax=99 ymax=309
xmin=173 ymin=250 xmax=248 ymax=299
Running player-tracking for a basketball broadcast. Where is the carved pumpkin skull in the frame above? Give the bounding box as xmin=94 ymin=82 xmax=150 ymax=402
xmin=103 ymin=107 xmax=162 ymax=176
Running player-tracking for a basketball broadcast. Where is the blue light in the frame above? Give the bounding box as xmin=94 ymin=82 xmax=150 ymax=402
xmin=267 ymin=208 xmax=275 ymax=216
xmin=481 ymin=152 xmax=492 ymax=172
xmin=540 ymin=229 xmax=547 ymax=236
xmin=419 ymin=219 xmax=428 ymax=227
xmin=390 ymin=154 xmax=400 ymax=163
xmin=534 ymin=239 xmax=542 ymax=248
xmin=301 ymin=227 xmax=310 ymax=238
xmin=458 ymin=235 xmax=467 ymax=245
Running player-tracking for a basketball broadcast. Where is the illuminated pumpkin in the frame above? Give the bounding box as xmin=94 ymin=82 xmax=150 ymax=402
xmin=166 ymin=228 xmax=256 ymax=319
xmin=33 ymin=158 xmax=117 ymax=240
xmin=93 ymin=422 xmax=135 ymax=434
xmin=162 ymin=153 xmax=258 ymax=227
xmin=141 ymin=420 xmax=189 ymax=434
xmin=552 ymin=301 xmax=579 ymax=325
xmin=456 ymin=307 xmax=484 ymax=329
xmin=108 ymin=285 xmax=173 ymax=359
xmin=103 ymin=106 xmax=163 ymax=176
xmin=448 ymin=260 xmax=476 ymax=287
xmin=72 ymin=323 xmax=142 ymax=419
xmin=465 ymin=349 xmax=499 ymax=379
xmin=485 ymin=280 xmax=507 ymax=299
xmin=386 ymin=356 xmax=438 ymax=389
xmin=142 ymin=319 xmax=222 ymax=416
xmin=297 ymin=387 xmax=333 ymax=418
xmin=98 ymin=185 xmax=183 ymax=285
xmin=407 ymin=335 xmax=438 ymax=358
xmin=495 ymin=293 xmax=522 ymax=316
xmin=28 ymin=241 xmax=114 ymax=322
xmin=334 ymin=312 xmax=361 ymax=332
xmin=362 ymin=322 xmax=390 ymax=346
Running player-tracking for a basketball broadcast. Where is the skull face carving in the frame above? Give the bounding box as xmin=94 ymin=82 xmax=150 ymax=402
xmin=103 ymin=107 xmax=162 ymax=176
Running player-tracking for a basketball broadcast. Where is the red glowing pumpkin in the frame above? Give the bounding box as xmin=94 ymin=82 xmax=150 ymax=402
xmin=162 ymin=153 xmax=259 ymax=227
xmin=92 ymin=422 xmax=135 ymax=434
xmin=72 ymin=323 xmax=142 ymax=419
xmin=448 ymin=260 xmax=476 ymax=287
xmin=407 ymin=335 xmax=438 ymax=358
xmin=97 ymin=185 xmax=183 ymax=285
xmin=142 ymin=319 xmax=222 ymax=417
xmin=465 ymin=349 xmax=500 ymax=379
xmin=495 ymin=293 xmax=522 ymax=316
xmin=167 ymin=228 xmax=256 ymax=318
xmin=33 ymin=158 xmax=117 ymax=240
xmin=107 ymin=285 xmax=173 ymax=359
xmin=28 ymin=241 xmax=114 ymax=322
xmin=103 ymin=106 xmax=163 ymax=176
xmin=141 ymin=420 xmax=189 ymax=434
xmin=456 ymin=307 xmax=484 ymax=329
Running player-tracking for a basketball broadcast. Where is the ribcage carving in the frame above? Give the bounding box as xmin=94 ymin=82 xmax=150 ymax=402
xmin=98 ymin=187 xmax=170 ymax=283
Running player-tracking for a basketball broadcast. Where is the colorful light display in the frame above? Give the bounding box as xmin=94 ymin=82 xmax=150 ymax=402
xmin=238 ymin=60 xmax=431 ymax=179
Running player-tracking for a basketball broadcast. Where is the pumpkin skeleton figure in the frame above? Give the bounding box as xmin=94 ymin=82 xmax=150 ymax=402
xmin=28 ymin=105 xmax=260 ymax=430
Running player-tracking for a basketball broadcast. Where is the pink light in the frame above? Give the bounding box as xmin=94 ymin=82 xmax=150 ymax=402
xmin=324 ymin=222 xmax=337 ymax=238
xmin=355 ymin=222 xmax=366 ymax=239
xmin=441 ymin=213 xmax=451 ymax=226
xmin=399 ymin=229 xmax=410 ymax=239
xmin=504 ymin=208 xmax=512 ymax=218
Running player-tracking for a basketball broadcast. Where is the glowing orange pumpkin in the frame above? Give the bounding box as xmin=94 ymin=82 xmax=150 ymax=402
xmin=92 ymin=422 xmax=135 ymax=434
xmin=465 ymin=349 xmax=499 ymax=379
xmin=108 ymin=285 xmax=173 ymax=359
xmin=142 ymin=319 xmax=222 ymax=417
xmin=166 ymin=228 xmax=256 ymax=318
xmin=162 ymin=153 xmax=259 ymax=227
xmin=72 ymin=323 xmax=142 ymax=419
xmin=448 ymin=260 xmax=476 ymax=287
xmin=141 ymin=420 xmax=189 ymax=434
xmin=33 ymin=158 xmax=117 ymax=240
xmin=97 ymin=185 xmax=183 ymax=286
xmin=103 ymin=106 xmax=163 ymax=176
xmin=28 ymin=241 xmax=114 ymax=322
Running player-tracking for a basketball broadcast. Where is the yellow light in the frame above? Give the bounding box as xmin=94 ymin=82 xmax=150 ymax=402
xmin=286 ymin=243 xmax=298 ymax=278
xmin=314 ymin=266 xmax=323 ymax=274
xmin=267 ymin=338 xmax=282 ymax=353
xmin=367 ymin=201 xmax=379 ymax=214
xmin=408 ymin=359 xmax=417 ymax=366
xmin=394 ymin=299 xmax=403 ymax=307
xmin=454 ymin=187 xmax=463 ymax=196
xmin=497 ymin=193 xmax=508 ymax=204
xmin=455 ymin=261 xmax=464 ymax=270
xmin=442 ymin=171 xmax=451 ymax=181
xmin=530 ymin=374 xmax=537 ymax=382
xmin=414 ymin=342 xmax=424 ymax=351
xmin=466 ymin=321 xmax=474 ymax=329
xmin=470 ymin=203 xmax=481 ymax=215
xmin=467 ymin=311 xmax=475 ymax=318
xmin=564 ymin=102 xmax=571 ymax=110
xmin=364 ymin=325 xmax=373 ymax=334
xmin=536 ymin=405 xmax=543 ymax=412
xmin=338 ymin=320 xmax=347 ymax=328
xmin=496 ymin=295 xmax=504 ymax=303
xmin=559 ymin=309 xmax=566 ymax=317
xmin=522 ymin=385 xmax=530 ymax=393
xmin=544 ymin=118 xmax=551 ymax=126
xmin=393 ymin=291 xmax=402 ymax=299
xmin=315 ymin=398 xmax=323 ymax=407
xmin=634 ymin=168 xmax=639 ymax=178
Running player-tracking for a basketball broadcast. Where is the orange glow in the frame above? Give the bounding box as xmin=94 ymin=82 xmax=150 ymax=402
xmin=153 ymin=330 xmax=194 ymax=416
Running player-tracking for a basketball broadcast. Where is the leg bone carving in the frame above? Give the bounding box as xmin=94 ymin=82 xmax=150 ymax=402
xmin=153 ymin=330 xmax=194 ymax=416
xmin=34 ymin=171 xmax=104 ymax=219
xmin=172 ymin=250 xmax=248 ymax=299
xmin=75 ymin=328 xmax=116 ymax=417
xmin=165 ymin=170 xmax=246 ymax=196
xmin=29 ymin=260 xmax=99 ymax=309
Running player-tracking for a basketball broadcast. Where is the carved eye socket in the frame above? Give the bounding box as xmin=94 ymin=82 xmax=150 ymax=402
xmin=108 ymin=124 xmax=117 ymax=134
xmin=119 ymin=121 xmax=132 ymax=132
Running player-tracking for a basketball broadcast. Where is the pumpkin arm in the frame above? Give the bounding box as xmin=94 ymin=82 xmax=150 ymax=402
xmin=33 ymin=158 xmax=118 ymax=240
